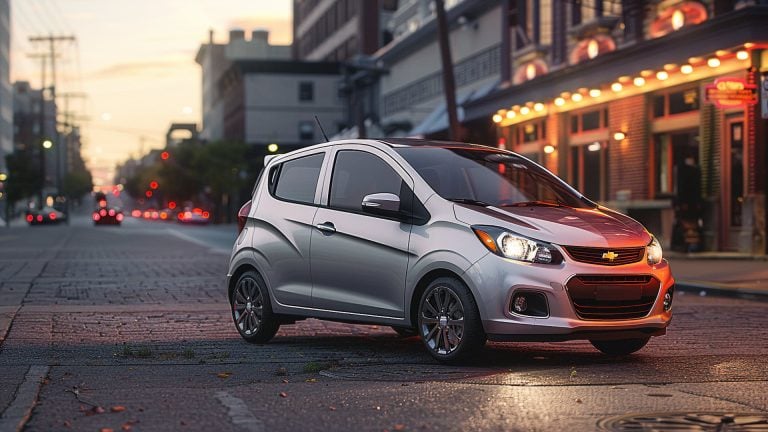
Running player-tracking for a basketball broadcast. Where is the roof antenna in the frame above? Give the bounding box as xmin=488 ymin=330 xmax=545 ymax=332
xmin=315 ymin=115 xmax=329 ymax=142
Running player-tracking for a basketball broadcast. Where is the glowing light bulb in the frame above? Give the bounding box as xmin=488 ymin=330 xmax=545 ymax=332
xmin=492 ymin=114 xmax=503 ymax=123
xmin=656 ymin=71 xmax=669 ymax=80
xmin=543 ymin=145 xmax=555 ymax=154
xmin=707 ymin=57 xmax=720 ymax=68
xmin=506 ymin=110 xmax=516 ymax=119
xmin=611 ymin=82 xmax=623 ymax=92
xmin=589 ymin=89 xmax=601 ymax=98
xmin=680 ymin=64 xmax=693 ymax=74
xmin=554 ymin=97 xmax=565 ymax=106
xmin=533 ymin=103 xmax=544 ymax=112
xmin=633 ymin=77 xmax=646 ymax=87
xmin=571 ymin=93 xmax=583 ymax=102
xmin=736 ymin=50 xmax=749 ymax=60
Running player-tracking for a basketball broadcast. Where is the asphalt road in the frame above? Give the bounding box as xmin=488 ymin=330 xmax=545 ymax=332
xmin=0 ymin=216 xmax=767 ymax=432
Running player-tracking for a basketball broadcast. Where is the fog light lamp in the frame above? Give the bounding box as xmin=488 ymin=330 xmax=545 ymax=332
xmin=512 ymin=295 xmax=528 ymax=313
xmin=663 ymin=287 xmax=674 ymax=311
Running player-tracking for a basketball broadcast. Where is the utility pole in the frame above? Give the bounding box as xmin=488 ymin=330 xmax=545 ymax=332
xmin=434 ymin=0 xmax=461 ymax=141
xmin=29 ymin=35 xmax=76 ymax=198
xmin=28 ymin=53 xmax=49 ymax=207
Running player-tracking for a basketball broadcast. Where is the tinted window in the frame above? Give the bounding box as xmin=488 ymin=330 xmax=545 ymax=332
xmin=273 ymin=153 xmax=324 ymax=204
xmin=329 ymin=150 xmax=403 ymax=212
xmin=395 ymin=147 xmax=591 ymax=209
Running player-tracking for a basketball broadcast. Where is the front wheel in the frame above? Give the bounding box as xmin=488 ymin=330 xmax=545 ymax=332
xmin=417 ymin=277 xmax=486 ymax=364
xmin=590 ymin=337 xmax=650 ymax=356
xmin=231 ymin=271 xmax=279 ymax=344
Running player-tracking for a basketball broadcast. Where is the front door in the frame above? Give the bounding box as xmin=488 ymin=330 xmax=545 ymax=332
xmin=310 ymin=147 xmax=412 ymax=318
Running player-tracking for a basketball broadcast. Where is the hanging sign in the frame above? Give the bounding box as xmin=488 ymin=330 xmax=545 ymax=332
xmin=704 ymin=77 xmax=758 ymax=108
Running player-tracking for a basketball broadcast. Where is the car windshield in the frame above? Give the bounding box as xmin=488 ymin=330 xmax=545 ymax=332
xmin=394 ymin=147 xmax=592 ymax=209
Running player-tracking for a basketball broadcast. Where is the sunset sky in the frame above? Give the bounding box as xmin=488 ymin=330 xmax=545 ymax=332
xmin=11 ymin=0 xmax=293 ymax=186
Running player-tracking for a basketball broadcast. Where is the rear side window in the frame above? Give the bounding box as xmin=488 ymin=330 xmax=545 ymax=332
xmin=329 ymin=150 xmax=403 ymax=212
xmin=272 ymin=153 xmax=325 ymax=204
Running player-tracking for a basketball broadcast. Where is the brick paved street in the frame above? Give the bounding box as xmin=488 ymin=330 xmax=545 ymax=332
xmin=1 ymin=218 xmax=767 ymax=431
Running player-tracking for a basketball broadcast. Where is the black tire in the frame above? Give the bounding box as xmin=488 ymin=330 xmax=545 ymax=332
xmin=230 ymin=271 xmax=279 ymax=344
xmin=391 ymin=326 xmax=418 ymax=338
xmin=417 ymin=276 xmax=486 ymax=364
xmin=590 ymin=337 xmax=650 ymax=356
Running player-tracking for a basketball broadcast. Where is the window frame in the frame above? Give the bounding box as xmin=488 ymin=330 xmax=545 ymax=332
xmin=321 ymin=145 xmax=421 ymax=222
xmin=268 ymin=150 xmax=327 ymax=207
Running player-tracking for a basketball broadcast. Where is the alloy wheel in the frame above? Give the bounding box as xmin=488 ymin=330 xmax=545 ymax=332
xmin=419 ymin=286 xmax=465 ymax=355
xmin=232 ymin=276 xmax=264 ymax=336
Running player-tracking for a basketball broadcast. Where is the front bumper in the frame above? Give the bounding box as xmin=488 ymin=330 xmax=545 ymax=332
xmin=463 ymin=251 xmax=674 ymax=342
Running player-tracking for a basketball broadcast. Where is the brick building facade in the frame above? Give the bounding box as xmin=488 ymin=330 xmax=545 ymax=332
xmin=468 ymin=1 xmax=768 ymax=254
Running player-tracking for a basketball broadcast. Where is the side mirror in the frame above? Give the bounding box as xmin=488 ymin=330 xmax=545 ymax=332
xmin=362 ymin=193 xmax=401 ymax=217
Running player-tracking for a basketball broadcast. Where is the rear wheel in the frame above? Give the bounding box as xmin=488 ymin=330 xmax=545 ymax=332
xmin=231 ymin=271 xmax=279 ymax=344
xmin=590 ymin=337 xmax=650 ymax=356
xmin=417 ymin=277 xmax=486 ymax=364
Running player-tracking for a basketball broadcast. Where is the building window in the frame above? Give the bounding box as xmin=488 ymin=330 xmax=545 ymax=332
xmin=299 ymin=82 xmax=314 ymax=102
xmin=652 ymin=87 xmax=699 ymax=118
xmin=569 ymin=108 xmax=608 ymax=134
xmin=570 ymin=142 xmax=608 ymax=201
xmin=299 ymin=121 xmax=315 ymax=140
xmin=653 ymin=130 xmax=700 ymax=197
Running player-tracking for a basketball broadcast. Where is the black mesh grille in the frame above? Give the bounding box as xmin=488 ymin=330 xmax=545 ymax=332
xmin=566 ymin=275 xmax=660 ymax=320
xmin=563 ymin=246 xmax=645 ymax=266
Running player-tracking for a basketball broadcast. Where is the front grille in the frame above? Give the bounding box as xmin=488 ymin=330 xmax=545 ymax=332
xmin=566 ymin=274 xmax=660 ymax=320
xmin=563 ymin=246 xmax=645 ymax=266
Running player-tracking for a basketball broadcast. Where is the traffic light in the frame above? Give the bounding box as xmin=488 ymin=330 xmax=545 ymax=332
xmin=161 ymin=151 xmax=170 ymax=160
xmin=149 ymin=181 xmax=158 ymax=190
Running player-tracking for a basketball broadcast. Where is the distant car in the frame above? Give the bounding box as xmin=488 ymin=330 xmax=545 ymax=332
xmin=178 ymin=207 xmax=210 ymax=224
xmin=158 ymin=208 xmax=176 ymax=221
xmin=93 ymin=205 xmax=123 ymax=226
xmin=142 ymin=208 xmax=160 ymax=220
xmin=26 ymin=207 xmax=66 ymax=225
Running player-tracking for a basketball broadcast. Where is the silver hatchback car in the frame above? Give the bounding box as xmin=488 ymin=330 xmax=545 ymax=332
xmin=227 ymin=139 xmax=674 ymax=363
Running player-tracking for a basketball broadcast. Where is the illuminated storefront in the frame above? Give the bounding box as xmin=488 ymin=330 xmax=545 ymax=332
xmin=468 ymin=3 xmax=768 ymax=254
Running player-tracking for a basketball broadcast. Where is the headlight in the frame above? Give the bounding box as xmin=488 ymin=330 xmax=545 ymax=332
xmin=473 ymin=225 xmax=562 ymax=264
xmin=647 ymin=235 xmax=663 ymax=265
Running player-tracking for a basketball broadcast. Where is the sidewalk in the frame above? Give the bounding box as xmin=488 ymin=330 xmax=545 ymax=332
xmin=668 ymin=254 xmax=768 ymax=301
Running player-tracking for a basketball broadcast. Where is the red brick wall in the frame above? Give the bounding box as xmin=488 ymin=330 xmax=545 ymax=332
xmin=608 ymin=95 xmax=649 ymax=200
xmin=544 ymin=111 xmax=559 ymax=175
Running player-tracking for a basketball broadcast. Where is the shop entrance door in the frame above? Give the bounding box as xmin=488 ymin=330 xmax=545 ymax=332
xmin=723 ymin=117 xmax=745 ymax=251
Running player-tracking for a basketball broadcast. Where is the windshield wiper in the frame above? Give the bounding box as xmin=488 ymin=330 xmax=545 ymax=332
xmin=502 ymin=200 xmax=565 ymax=208
xmin=446 ymin=198 xmax=492 ymax=207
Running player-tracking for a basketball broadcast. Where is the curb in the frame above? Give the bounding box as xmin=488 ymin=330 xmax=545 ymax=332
xmin=675 ymin=280 xmax=768 ymax=302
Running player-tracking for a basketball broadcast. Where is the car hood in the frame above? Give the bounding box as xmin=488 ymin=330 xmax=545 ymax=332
xmin=453 ymin=203 xmax=651 ymax=248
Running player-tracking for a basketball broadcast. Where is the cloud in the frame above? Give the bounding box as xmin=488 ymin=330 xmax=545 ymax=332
xmin=87 ymin=59 xmax=195 ymax=80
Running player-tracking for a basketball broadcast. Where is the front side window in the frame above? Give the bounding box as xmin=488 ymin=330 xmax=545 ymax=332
xmin=329 ymin=150 xmax=403 ymax=212
xmin=272 ymin=153 xmax=325 ymax=204
xmin=395 ymin=147 xmax=591 ymax=208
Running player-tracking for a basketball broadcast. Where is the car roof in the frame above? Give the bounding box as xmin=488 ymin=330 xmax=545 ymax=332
xmin=376 ymin=137 xmax=496 ymax=150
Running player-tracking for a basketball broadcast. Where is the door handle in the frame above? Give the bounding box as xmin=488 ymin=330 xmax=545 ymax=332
xmin=315 ymin=222 xmax=336 ymax=234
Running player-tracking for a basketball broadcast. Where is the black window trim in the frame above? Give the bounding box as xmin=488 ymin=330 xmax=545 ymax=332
xmin=268 ymin=150 xmax=327 ymax=207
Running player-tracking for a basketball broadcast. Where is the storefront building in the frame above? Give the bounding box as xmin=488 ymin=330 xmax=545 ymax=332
xmin=467 ymin=1 xmax=768 ymax=254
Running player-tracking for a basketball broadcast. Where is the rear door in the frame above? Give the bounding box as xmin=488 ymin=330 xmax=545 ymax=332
xmin=310 ymin=145 xmax=413 ymax=318
xmin=253 ymin=150 xmax=327 ymax=308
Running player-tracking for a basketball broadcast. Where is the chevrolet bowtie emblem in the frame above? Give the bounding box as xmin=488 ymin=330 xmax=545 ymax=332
xmin=602 ymin=251 xmax=619 ymax=261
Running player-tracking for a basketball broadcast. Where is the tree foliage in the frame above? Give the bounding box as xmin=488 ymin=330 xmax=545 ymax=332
xmin=4 ymin=153 xmax=42 ymax=205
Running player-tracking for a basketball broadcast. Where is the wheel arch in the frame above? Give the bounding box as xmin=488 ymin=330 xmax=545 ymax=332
xmin=408 ymin=268 xmax=471 ymax=329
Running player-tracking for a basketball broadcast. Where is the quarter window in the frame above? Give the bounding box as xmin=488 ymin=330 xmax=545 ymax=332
xmin=329 ymin=150 xmax=403 ymax=212
xmin=272 ymin=153 xmax=325 ymax=204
